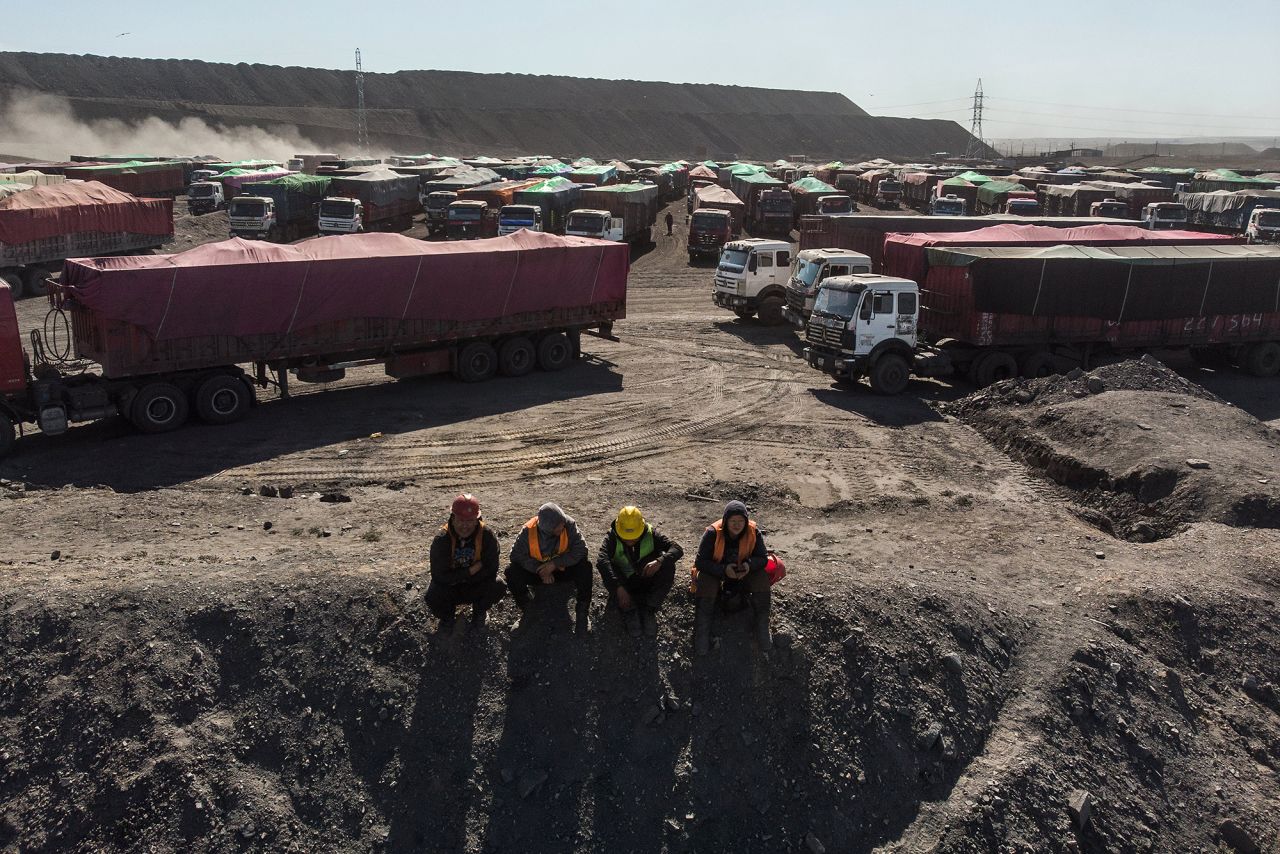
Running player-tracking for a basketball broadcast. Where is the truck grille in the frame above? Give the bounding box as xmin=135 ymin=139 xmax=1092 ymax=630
xmin=805 ymin=318 xmax=844 ymax=348
xmin=786 ymin=289 xmax=807 ymax=313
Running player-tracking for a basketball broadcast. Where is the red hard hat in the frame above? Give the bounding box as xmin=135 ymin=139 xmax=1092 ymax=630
xmin=451 ymin=493 xmax=480 ymax=521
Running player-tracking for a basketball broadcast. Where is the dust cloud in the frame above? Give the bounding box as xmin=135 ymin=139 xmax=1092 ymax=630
xmin=0 ymin=90 xmax=325 ymax=162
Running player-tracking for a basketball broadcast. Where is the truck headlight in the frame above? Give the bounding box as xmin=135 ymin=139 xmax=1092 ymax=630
xmin=736 ymin=282 xmax=746 ymax=296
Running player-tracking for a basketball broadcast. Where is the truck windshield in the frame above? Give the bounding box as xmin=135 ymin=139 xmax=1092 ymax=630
xmin=567 ymin=213 xmax=605 ymax=231
xmin=718 ymin=248 xmax=749 ymax=272
xmin=1257 ymin=211 xmax=1280 ymax=227
xmin=936 ymin=201 xmax=963 ymax=214
xmin=1008 ymin=200 xmax=1039 ymax=213
xmin=1099 ymin=204 xmax=1126 ymax=216
xmin=691 ymin=212 xmax=728 ymax=230
xmin=427 ymin=195 xmax=455 ymax=210
xmin=320 ymin=200 xmax=355 ymax=218
xmin=189 ymin=185 xmax=214 ymax=197
xmin=793 ymin=259 xmax=822 ymax=287
xmin=812 ymin=288 xmax=861 ymax=319
xmin=231 ymin=201 xmax=266 ymax=217
xmin=818 ymin=197 xmax=852 ymax=214
xmin=761 ymin=199 xmax=792 ymax=212
xmin=450 ymin=208 xmax=483 ymax=221
xmin=1157 ymin=206 xmax=1187 ymax=219
xmin=880 ymin=181 xmax=901 ymax=193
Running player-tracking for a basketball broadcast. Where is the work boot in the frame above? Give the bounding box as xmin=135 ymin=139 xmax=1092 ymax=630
xmin=575 ymin=602 xmax=591 ymax=637
xmin=640 ymin=608 xmax=658 ymax=638
xmin=622 ymin=608 xmax=642 ymax=639
xmin=470 ymin=606 xmax=489 ymax=633
xmin=435 ymin=614 xmax=457 ymax=637
xmin=693 ymin=597 xmax=714 ymax=657
xmin=750 ymin=591 xmax=773 ymax=652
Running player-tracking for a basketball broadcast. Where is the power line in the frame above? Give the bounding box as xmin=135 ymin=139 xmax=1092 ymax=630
xmin=873 ymin=96 xmax=972 ymax=110
xmin=992 ymin=96 xmax=1280 ymax=122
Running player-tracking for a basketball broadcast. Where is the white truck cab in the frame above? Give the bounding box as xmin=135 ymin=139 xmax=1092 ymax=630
xmin=783 ymin=247 xmax=873 ymax=327
xmin=498 ymin=204 xmax=543 ymax=236
xmin=227 ymin=195 xmax=277 ymax=240
xmin=1246 ymin=207 xmax=1280 ymax=243
xmin=930 ymin=194 xmax=966 ymax=216
xmin=565 ymin=208 xmax=623 ymax=242
xmin=318 ymin=196 xmax=363 ymax=234
xmin=712 ymin=238 xmax=793 ymax=325
xmin=803 ymin=274 xmax=927 ymax=394
xmin=187 ymin=181 xmax=224 ymax=215
xmin=1141 ymin=202 xmax=1188 ymax=230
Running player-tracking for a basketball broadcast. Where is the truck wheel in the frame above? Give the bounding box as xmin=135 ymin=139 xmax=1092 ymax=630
xmin=0 ymin=412 xmax=15 ymax=457
xmin=1 ymin=272 xmax=23 ymax=300
xmin=21 ymin=267 xmax=49 ymax=297
xmin=1243 ymin=341 xmax=1280 ymax=377
xmin=498 ymin=337 xmax=536 ymax=377
xmin=970 ymin=351 xmax=1018 ymax=388
xmin=870 ymin=354 xmax=910 ymax=395
xmin=195 ymin=374 xmax=253 ymax=425
xmin=455 ymin=342 xmax=498 ymax=383
xmin=733 ymin=308 xmax=755 ymax=320
xmin=1019 ymin=350 xmax=1057 ymax=379
xmin=537 ymin=333 xmax=572 ymax=371
xmin=757 ymin=296 xmax=785 ymax=326
xmin=130 ymin=382 xmax=190 ymax=434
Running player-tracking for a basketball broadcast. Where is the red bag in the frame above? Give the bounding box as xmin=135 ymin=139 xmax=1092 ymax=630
xmin=765 ymin=553 xmax=786 ymax=586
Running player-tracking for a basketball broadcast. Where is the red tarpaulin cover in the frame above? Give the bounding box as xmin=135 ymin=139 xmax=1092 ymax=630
xmin=0 ymin=181 xmax=173 ymax=245
xmin=882 ymin=224 xmax=1238 ymax=284
xmin=62 ymin=230 xmax=630 ymax=341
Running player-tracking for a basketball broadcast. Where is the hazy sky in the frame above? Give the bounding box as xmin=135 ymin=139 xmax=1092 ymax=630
xmin=5 ymin=0 xmax=1279 ymax=142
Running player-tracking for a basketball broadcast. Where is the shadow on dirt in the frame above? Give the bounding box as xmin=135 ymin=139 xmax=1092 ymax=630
xmin=4 ymin=360 xmax=624 ymax=492
xmin=808 ymin=384 xmax=955 ymax=427
xmin=712 ymin=319 xmax=807 ymax=358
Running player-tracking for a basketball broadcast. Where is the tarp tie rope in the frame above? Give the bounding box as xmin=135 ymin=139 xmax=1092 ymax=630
xmin=500 ymin=246 xmax=522 ymax=316
xmin=1030 ymin=260 xmax=1047 ymax=316
xmin=1198 ymin=262 xmax=1214 ymax=317
xmin=400 ymin=255 xmax=425 ymax=323
xmin=154 ymin=267 xmax=180 ymax=340
xmin=588 ymin=247 xmax=605 ymax=302
xmin=284 ymin=262 xmax=312 ymax=339
xmin=1116 ymin=265 xmax=1135 ymax=322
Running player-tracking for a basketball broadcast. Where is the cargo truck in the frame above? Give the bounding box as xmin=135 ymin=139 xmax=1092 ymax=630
xmin=566 ymin=183 xmax=660 ymax=244
xmin=1178 ymin=189 xmax=1280 ymax=240
xmin=692 ymin=185 xmax=745 ymax=234
xmin=789 ymin=178 xmax=852 ymax=221
xmin=687 ymin=210 xmax=733 ymax=262
xmin=230 ymin=174 xmax=332 ymax=242
xmin=0 ymin=182 xmax=173 ymax=300
xmin=1141 ymin=202 xmax=1189 ymax=230
xmin=711 ymin=238 xmax=792 ymax=324
xmin=186 ymin=181 xmax=224 ymax=214
xmin=855 ymin=170 xmax=902 ymax=208
xmin=731 ymin=172 xmax=794 ymax=235
xmin=447 ymin=200 xmax=493 ymax=239
xmin=0 ymin=231 xmax=629 ymax=457
xmin=801 ymin=245 xmax=1280 ymax=396
xmin=513 ymin=177 xmax=583 ymax=235
xmin=63 ymin=160 xmax=188 ymax=196
xmin=318 ymin=170 xmax=421 ymax=235
xmin=424 ymin=191 xmax=458 ymax=236
xmin=287 ymin=154 xmax=341 ymax=174
xmin=974 ymin=181 xmax=1030 ymax=215
xmin=929 ymin=194 xmax=966 ymax=216
xmin=498 ymin=204 xmax=542 ymax=235
xmin=1091 ymin=199 xmax=1130 ymax=218
xmin=782 ymin=248 xmax=873 ymax=326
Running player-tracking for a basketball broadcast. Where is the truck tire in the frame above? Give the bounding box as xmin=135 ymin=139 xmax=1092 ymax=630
xmin=733 ymin=308 xmax=755 ymax=320
xmin=0 ymin=411 xmax=15 ymax=458
xmin=1 ymin=272 xmax=23 ymax=300
xmin=1243 ymin=341 xmax=1280 ymax=377
xmin=1019 ymin=350 xmax=1057 ymax=379
xmin=537 ymin=333 xmax=572 ymax=371
xmin=130 ymin=382 xmax=190 ymax=434
xmin=21 ymin=266 xmax=50 ymax=297
xmin=869 ymin=353 xmax=910 ymax=395
xmin=195 ymin=374 xmax=253 ymax=425
xmin=498 ymin=337 xmax=536 ymax=377
xmin=455 ymin=342 xmax=498 ymax=383
xmin=970 ymin=351 xmax=1018 ymax=388
xmin=757 ymin=296 xmax=785 ymax=326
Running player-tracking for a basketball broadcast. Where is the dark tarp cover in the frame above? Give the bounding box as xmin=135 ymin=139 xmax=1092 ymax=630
xmin=582 ymin=183 xmax=660 ymax=205
xmin=975 ymin=180 xmax=1029 ymax=206
xmin=884 ymin=224 xmax=1237 ymax=284
xmin=1179 ymin=189 xmax=1280 ymax=215
xmin=330 ymin=169 xmax=420 ymax=206
xmin=421 ymin=168 xmax=501 ymax=192
xmin=925 ymin=244 xmax=1280 ymax=321
xmin=0 ymin=181 xmax=173 ymax=244
xmin=61 ymin=231 xmax=629 ymax=342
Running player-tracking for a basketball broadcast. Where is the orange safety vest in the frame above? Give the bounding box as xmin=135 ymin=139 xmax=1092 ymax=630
xmin=442 ymin=521 xmax=484 ymax=560
xmin=710 ymin=518 xmax=758 ymax=563
xmin=525 ymin=516 xmax=569 ymax=562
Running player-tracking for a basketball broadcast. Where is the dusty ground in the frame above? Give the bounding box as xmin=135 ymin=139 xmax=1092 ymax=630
xmin=2 ymin=202 xmax=1279 ymax=853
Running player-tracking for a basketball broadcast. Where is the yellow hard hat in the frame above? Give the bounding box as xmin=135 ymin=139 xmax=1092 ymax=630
xmin=614 ymin=506 xmax=646 ymax=540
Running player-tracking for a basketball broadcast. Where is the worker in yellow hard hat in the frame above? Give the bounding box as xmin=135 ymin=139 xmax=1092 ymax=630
xmin=594 ymin=506 xmax=684 ymax=638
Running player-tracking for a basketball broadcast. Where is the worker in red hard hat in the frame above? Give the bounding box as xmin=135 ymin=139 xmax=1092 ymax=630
xmin=426 ymin=493 xmax=505 ymax=635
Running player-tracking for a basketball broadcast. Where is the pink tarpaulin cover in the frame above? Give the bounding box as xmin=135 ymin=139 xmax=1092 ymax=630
xmin=62 ymin=230 xmax=630 ymax=341
xmin=882 ymin=224 xmax=1238 ymax=284
xmin=0 ymin=181 xmax=173 ymax=245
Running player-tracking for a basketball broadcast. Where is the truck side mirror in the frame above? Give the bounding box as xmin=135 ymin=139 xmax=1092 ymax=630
xmin=859 ymin=296 xmax=873 ymax=321
xmin=748 ymin=255 xmax=757 ymax=273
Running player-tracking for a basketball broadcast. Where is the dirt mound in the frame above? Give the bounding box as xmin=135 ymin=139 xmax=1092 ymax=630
xmin=949 ymin=358 xmax=1280 ymax=540
xmin=165 ymin=210 xmax=230 ymax=252
xmin=0 ymin=52 xmax=985 ymax=160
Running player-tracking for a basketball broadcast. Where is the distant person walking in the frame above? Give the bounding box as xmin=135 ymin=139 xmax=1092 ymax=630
xmin=665 ymin=211 xmax=674 ymax=236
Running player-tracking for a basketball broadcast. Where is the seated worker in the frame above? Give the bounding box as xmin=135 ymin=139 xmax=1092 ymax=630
xmin=505 ymin=502 xmax=592 ymax=635
xmin=595 ymin=506 xmax=683 ymax=638
xmin=691 ymin=500 xmax=771 ymax=655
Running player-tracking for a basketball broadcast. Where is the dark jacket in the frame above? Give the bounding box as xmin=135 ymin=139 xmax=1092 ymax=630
xmin=430 ymin=522 xmax=500 ymax=586
xmin=595 ymin=525 xmax=683 ymax=592
xmin=510 ymin=517 xmax=589 ymax=573
xmin=693 ymin=504 xmax=767 ymax=578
